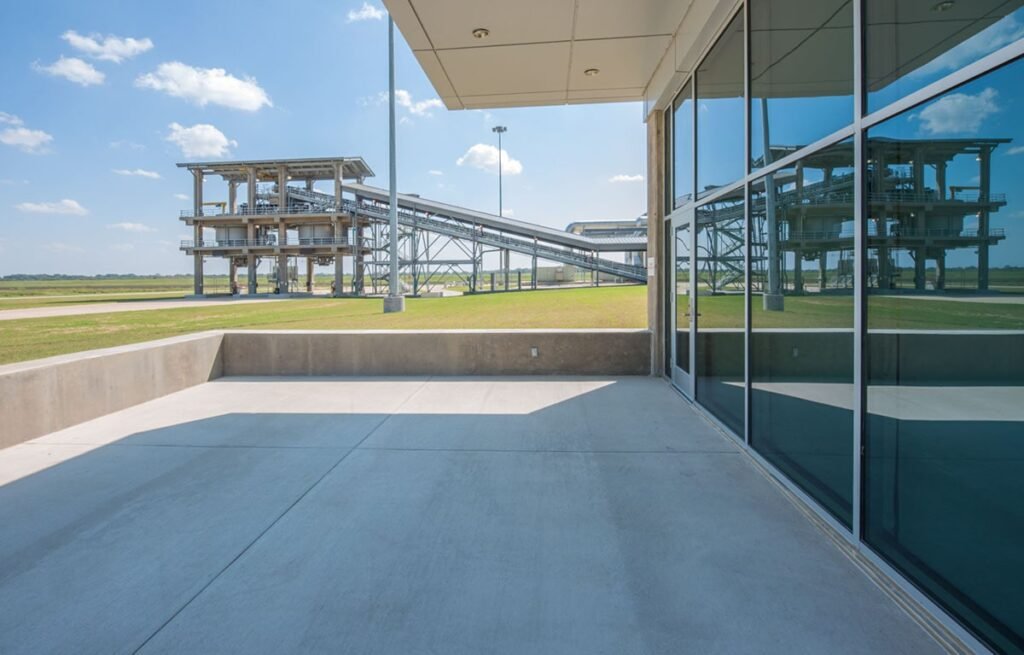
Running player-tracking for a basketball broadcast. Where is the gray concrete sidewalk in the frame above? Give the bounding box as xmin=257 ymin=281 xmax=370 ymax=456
xmin=0 ymin=377 xmax=941 ymax=654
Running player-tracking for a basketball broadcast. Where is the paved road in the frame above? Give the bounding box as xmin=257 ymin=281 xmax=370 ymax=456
xmin=0 ymin=297 xmax=287 ymax=321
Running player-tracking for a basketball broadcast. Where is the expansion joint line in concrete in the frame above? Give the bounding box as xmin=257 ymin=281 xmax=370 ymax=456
xmin=130 ymin=377 xmax=434 ymax=654
xmin=358 ymin=446 xmax=740 ymax=455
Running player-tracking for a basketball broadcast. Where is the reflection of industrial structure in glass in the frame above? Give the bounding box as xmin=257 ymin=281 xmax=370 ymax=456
xmin=744 ymin=137 xmax=1011 ymax=309
xmin=178 ymin=158 xmax=647 ymax=297
xmin=866 ymin=137 xmax=1008 ymax=291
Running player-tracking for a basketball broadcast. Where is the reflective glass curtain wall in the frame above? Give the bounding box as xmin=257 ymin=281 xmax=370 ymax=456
xmin=662 ymin=0 xmax=1024 ymax=651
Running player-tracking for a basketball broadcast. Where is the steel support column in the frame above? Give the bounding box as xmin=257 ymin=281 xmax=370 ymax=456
xmin=192 ymin=169 xmax=204 ymax=295
xmin=277 ymin=166 xmax=289 ymax=294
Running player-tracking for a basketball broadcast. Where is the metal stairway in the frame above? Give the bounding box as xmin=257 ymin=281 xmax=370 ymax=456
xmin=282 ymin=185 xmax=648 ymax=282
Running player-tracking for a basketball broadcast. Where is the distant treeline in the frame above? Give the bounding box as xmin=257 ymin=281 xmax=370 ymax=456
xmin=0 ymin=274 xmax=194 ymax=281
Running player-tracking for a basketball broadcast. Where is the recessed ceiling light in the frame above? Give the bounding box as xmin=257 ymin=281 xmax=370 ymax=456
xmin=932 ymin=1 xmax=955 ymax=11
xmin=472 ymin=28 xmax=490 ymax=39
xmin=584 ymin=68 xmax=600 ymax=77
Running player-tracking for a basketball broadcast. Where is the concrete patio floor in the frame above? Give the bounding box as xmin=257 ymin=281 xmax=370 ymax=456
xmin=0 ymin=377 xmax=941 ymax=654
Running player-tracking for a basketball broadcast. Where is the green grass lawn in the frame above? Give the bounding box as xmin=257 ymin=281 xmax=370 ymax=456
xmin=0 ymin=286 xmax=647 ymax=365
xmin=687 ymin=293 xmax=1024 ymax=330
xmin=0 ymin=291 xmax=190 ymax=311
xmin=3 ymin=282 xmax=1021 ymax=366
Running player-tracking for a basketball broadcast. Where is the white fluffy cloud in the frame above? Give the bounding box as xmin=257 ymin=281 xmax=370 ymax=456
xmin=34 ymin=57 xmax=105 ymax=86
xmin=62 ymin=30 xmax=153 ymax=63
xmin=913 ymin=88 xmax=999 ymax=135
xmin=395 ymin=90 xmax=443 ymax=116
xmin=1006 ymin=145 xmax=1024 ymax=156
xmin=16 ymin=199 xmax=88 ymax=215
xmin=348 ymin=2 xmax=385 ymax=22
xmin=428 ymin=169 xmax=443 ymax=176
xmin=113 ymin=168 xmax=161 ymax=179
xmin=1 ymin=113 xmax=53 ymax=154
xmin=165 ymin=122 xmax=237 ymax=158
xmin=173 ymin=193 xmax=190 ymax=200
xmin=107 ymin=222 xmax=156 ymax=233
xmin=374 ymin=90 xmax=444 ymax=117
xmin=456 ymin=144 xmax=523 ymax=175
xmin=609 ymin=174 xmax=644 ymax=183
xmin=137 ymin=62 xmax=272 ymax=111
xmin=0 ymin=127 xmax=53 ymax=154
xmin=913 ymin=17 xmax=1024 ymax=78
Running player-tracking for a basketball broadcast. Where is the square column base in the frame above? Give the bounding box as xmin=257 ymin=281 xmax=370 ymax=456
xmin=383 ymin=295 xmax=406 ymax=313
xmin=763 ymin=294 xmax=785 ymax=312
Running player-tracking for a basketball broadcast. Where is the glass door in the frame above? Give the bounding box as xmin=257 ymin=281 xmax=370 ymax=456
xmin=670 ymin=210 xmax=695 ymax=397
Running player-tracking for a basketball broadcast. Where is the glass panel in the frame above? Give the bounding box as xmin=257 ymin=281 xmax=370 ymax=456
xmin=673 ymin=81 xmax=695 ymax=208
xmin=750 ymin=0 xmax=853 ymax=170
xmin=675 ymin=223 xmax=692 ymax=372
xmin=866 ymin=1 xmax=1024 ymax=114
xmin=749 ymin=139 xmax=855 ymax=527
xmin=695 ymin=191 xmax=746 ymax=435
xmin=697 ymin=13 xmax=745 ymax=198
xmin=865 ymin=59 xmax=1024 ymax=655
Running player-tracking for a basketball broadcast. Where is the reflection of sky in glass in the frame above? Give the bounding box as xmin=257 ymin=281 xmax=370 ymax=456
xmin=673 ymin=84 xmax=694 ymax=208
xmin=750 ymin=0 xmax=853 ymax=167
xmin=751 ymin=96 xmax=852 ymax=165
xmin=696 ymin=12 xmax=744 ymax=196
xmin=697 ymin=99 xmax=744 ymax=194
xmin=870 ymin=60 xmax=1023 ymax=269
xmin=867 ymin=6 xmax=1024 ymax=112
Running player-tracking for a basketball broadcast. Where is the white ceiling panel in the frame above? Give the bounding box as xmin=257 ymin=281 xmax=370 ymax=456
xmin=410 ymin=0 xmax=575 ymax=50
xmin=575 ymin=0 xmax=693 ymax=40
xmin=570 ymin=36 xmax=672 ymax=91
xmin=568 ymin=87 xmax=647 ymax=101
xmin=413 ymin=51 xmax=456 ymax=98
xmin=382 ymin=0 xmax=734 ymax=112
xmin=461 ymin=91 xmax=568 ymax=109
xmin=438 ymin=42 xmax=571 ymax=97
xmin=385 ymin=0 xmax=432 ymax=50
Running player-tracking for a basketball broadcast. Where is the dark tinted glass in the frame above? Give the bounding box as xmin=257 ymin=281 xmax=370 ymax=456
xmin=866 ymin=1 xmax=1024 ymax=113
xmin=750 ymin=0 xmax=854 ymax=170
xmin=675 ymin=223 xmax=692 ymax=372
xmin=697 ymin=13 xmax=745 ymax=197
xmin=695 ymin=192 xmax=746 ymax=435
xmin=749 ymin=140 xmax=855 ymax=527
xmin=673 ymin=82 xmax=694 ymax=208
xmin=865 ymin=59 xmax=1024 ymax=654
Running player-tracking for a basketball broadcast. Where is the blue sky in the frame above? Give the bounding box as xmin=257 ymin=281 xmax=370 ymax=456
xmin=0 ymin=1 xmax=646 ymax=275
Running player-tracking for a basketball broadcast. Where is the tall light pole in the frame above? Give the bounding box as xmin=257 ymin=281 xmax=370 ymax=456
xmin=384 ymin=15 xmax=404 ymax=313
xmin=492 ymin=125 xmax=507 ymax=217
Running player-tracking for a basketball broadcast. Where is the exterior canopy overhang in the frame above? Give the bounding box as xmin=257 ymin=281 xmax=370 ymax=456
xmin=384 ymin=0 xmax=1023 ymax=118
xmin=177 ymin=157 xmax=375 ymax=182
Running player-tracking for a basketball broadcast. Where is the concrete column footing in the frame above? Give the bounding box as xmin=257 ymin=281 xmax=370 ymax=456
xmin=763 ymin=294 xmax=785 ymax=312
xmin=383 ymin=296 xmax=406 ymax=313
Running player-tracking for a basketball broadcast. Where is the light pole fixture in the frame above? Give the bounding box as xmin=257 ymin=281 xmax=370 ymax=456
xmin=492 ymin=126 xmax=508 ymax=217
xmin=384 ymin=15 xmax=405 ymax=313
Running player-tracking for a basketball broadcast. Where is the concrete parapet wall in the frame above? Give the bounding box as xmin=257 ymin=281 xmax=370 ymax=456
xmin=221 ymin=330 xmax=651 ymax=377
xmin=0 ymin=329 xmax=650 ymax=449
xmin=0 ymin=332 xmax=224 ymax=449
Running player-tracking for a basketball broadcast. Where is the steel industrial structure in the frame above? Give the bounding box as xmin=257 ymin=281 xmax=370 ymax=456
xmin=178 ymin=157 xmax=647 ymax=296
